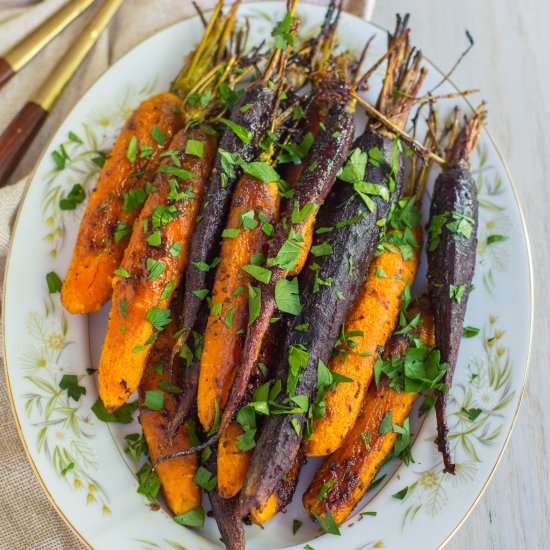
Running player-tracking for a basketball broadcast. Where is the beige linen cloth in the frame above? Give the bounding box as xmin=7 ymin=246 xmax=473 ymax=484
xmin=0 ymin=0 xmax=372 ymax=548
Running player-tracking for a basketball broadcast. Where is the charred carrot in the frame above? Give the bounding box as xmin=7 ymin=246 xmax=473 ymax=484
xmin=303 ymin=299 xmax=435 ymax=525
xmin=427 ymin=105 xmax=485 ymax=473
xmin=61 ymin=0 xmax=237 ymax=314
xmin=98 ymin=128 xmax=217 ymax=410
xmin=304 ymin=210 xmax=422 ymax=456
xmin=139 ymin=325 xmax=200 ymax=516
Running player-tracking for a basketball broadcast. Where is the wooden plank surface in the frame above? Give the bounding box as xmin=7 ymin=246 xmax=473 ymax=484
xmin=372 ymin=1 xmax=549 ymax=548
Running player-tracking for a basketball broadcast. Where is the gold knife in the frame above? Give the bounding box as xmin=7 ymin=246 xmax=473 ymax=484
xmin=0 ymin=0 xmax=98 ymax=90
xmin=0 ymin=0 xmax=124 ymax=186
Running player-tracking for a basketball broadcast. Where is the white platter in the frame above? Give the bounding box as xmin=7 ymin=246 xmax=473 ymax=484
xmin=3 ymin=3 xmax=532 ymax=549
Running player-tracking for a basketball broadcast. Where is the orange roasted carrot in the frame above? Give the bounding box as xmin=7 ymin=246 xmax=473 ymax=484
xmin=139 ymin=325 xmax=200 ymax=516
xmin=61 ymin=0 xmax=241 ymax=315
xmin=304 ymin=220 xmax=422 ymax=456
xmin=98 ymin=128 xmax=217 ymax=410
xmin=218 ymin=422 xmax=251 ymax=498
xmin=61 ymin=93 xmax=184 ymax=314
xmin=197 ymin=173 xmax=280 ymax=431
xmin=303 ymin=300 xmax=435 ymax=525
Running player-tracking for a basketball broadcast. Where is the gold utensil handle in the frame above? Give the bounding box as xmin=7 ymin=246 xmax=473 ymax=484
xmin=3 ymin=0 xmax=98 ymax=74
xmin=33 ymin=0 xmax=124 ymax=111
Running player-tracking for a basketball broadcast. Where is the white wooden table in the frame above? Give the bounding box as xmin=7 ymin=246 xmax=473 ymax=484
xmin=372 ymin=1 xmax=549 ymax=548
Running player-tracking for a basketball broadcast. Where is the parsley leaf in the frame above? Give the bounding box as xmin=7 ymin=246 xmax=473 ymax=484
xmin=59 ymin=374 xmax=86 ymax=401
xmin=312 ymin=511 xmax=340 ymax=536
xmin=449 ymin=283 xmax=466 ymax=303
xmin=310 ymin=241 xmax=333 ymax=257
xmin=248 ymin=284 xmax=261 ymax=326
xmin=127 ymin=135 xmax=137 ymax=163
xmin=91 ymin=398 xmax=137 ymax=423
xmin=185 ymin=139 xmax=204 ymax=158
xmin=59 ymin=183 xmax=86 ymax=210
xmin=46 ymin=271 xmax=62 ymax=293
xmin=219 ymin=117 xmax=252 ymax=143
xmin=150 ymin=126 xmax=166 ymax=145
xmin=379 ymin=411 xmax=393 ymax=434
xmin=275 ymin=277 xmax=302 ymax=315
xmin=242 ymin=161 xmax=280 ymax=183
xmin=123 ymin=188 xmax=147 ymax=213
xmin=174 ymin=506 xmax=205 ymax=528
xmin=146 ymin=258 xmax=166 ymax=280
xmin=193 ymin=466 xmax=217 ymax=491
xmin=463 ymin=326 xmax=480 ymax=338
xmin=241 ymin=264 xmax=272 ymax=284
xmin=144 ymin=390 xmax=164 ymax=410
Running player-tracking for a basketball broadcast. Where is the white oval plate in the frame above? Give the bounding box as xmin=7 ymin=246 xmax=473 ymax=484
xmin=3 ymin=3 xmax=532 ymax=549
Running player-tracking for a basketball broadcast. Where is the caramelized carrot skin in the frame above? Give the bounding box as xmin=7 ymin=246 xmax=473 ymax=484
xmin=197 ymin=173 xmax=280 ymax=431
xmin=139 ymin=327 xmax=200 ymax=516
xmin=304 ymin=226 xmax=422 ymax=456
xmin=218 ymin=422 xmax=251 ymax=498
xmin=62 ymin=92 xmax=184 ymax=314
xmin=99 ymin=128 xmax=217 ymax=411
xmin=303 ymin=305 xmax=435 ymax=525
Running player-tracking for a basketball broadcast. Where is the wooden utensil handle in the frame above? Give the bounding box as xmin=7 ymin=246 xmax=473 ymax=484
xmin=0 ymin=57 xmax=15 ymax=90
xmin=0 ymin=101 xmax=47 ymax=187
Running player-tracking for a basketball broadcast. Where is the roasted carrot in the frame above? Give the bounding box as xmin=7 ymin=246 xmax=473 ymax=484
xmin=139 ymin=325 xmax=200 ymax=516
xmin=61 ymin=0 xmax=242 ymax=315
xmin=215 ymin=316 xmax=283 ymax=498
xmin=98 ymin=128 xmax=217 ymax=410
xmin=218 ymin=423 xmax=251 ymax=499
xmin=197 ymin=173 xmax=280 ymax=431
xmin=61 ymin=93 xmax=184 ymax=314
xmin=427 ymin=105 xmax=485 ymax=473
xmin=304 ymin=216 xmax=422 ymax=456
xmin=303 ymin=300 xmax=435 ymax=525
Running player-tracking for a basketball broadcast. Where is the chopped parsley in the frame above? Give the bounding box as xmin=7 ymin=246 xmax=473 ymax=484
xmin=185 ymin=139 xmax=204 ymax=158
xmin=275 ymin=276 xmax=302 ymax=315
xmin=46 ymin=271 xmax=62 ymax=293
xmin=248 ymin=284 xmax=261 ymax=326
xmin=59 ymin=183 xmax=86 ymax=210
xmin=143 ymin=390 xmax=164 ymax=411
xmin=123 ymin=188 xmax=147 ymax=213
xmin=150 ymin=126 xmax=166 ymax=145
xmin=174 ymin=507 xmax=205 ymax=528
xmin=59 ymin=374 xmax=86 ymax=401
xmin=219 ymin=117 xmax=252 ymax=144
xmin=241 ymin=264 xmax=272 ymax=284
